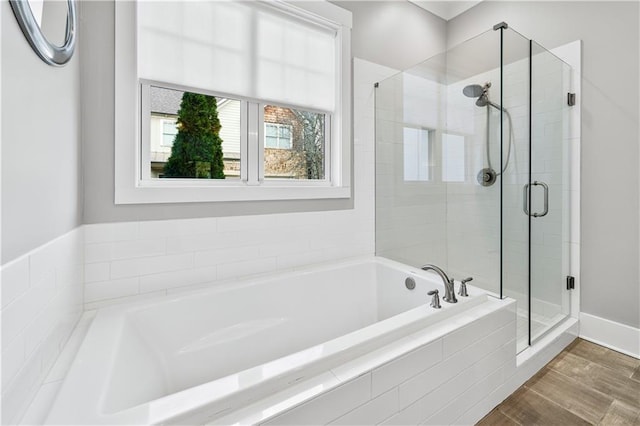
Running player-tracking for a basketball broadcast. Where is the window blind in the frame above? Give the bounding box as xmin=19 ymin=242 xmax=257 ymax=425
xmin=137 ymin=1 xmax=337 ymax=112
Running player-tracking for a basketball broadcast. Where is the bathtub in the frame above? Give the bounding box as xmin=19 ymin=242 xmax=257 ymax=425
xmin=46 ymin=257 xmax=501 ymax=425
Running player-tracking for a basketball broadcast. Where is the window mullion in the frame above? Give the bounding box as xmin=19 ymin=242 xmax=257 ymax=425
xmin=240 ymin=100 xmax=249 ymax=182
xmin=247 ymin=102 xmax=261 ymax=185
xmin=258 ymin=104 xmax=265 ymax=182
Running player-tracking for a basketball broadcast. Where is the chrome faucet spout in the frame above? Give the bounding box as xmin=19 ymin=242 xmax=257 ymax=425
xmin=421 ymin=264 xmax=457 ymax=303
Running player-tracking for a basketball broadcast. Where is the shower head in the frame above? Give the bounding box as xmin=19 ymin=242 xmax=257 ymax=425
xmin=463 ymin=84 xmax=484 ymax=98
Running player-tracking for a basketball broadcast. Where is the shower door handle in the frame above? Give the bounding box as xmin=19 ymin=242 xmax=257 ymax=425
xmin=523 ymin=181 xmax=549 ymax=218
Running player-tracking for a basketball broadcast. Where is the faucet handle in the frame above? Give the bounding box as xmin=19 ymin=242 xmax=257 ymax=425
xmin=458 ymin=277 xmax=473 ymax=297
xmin=427 ymin=290 xmax=441 ymax=309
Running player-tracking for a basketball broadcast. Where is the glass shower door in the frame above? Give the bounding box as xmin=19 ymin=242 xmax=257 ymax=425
xmin=529 ymin=42 xmax=572 ymax=344
xmin=501 ymin=28 xmax=572 ymax=351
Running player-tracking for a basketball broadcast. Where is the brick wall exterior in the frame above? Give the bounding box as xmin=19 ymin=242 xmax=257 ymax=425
xmin=264 ymin=105 xmax=307 ymax=179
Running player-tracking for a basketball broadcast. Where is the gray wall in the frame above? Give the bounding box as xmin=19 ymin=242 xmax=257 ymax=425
xmin=448 ymin=1 xmax=640 ymax=328
xmin=333 ymin=1 xmax=447 ymax=71
xmin=81 ymin=1 xmax=445 ymax=224
xmin=1 ymin=2 xmax=82 ymax=264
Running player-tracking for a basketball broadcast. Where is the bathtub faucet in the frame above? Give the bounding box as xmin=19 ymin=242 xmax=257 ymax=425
xmin=421 ymin=264 xmax=457 ymax=304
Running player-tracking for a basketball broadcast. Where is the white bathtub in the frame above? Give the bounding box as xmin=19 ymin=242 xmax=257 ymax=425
xmin=46 ymin=257 xmax=494 ymax=425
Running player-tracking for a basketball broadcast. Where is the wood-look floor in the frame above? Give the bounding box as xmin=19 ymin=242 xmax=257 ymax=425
xmin=477 ymin=338 xmax=640 ymax=425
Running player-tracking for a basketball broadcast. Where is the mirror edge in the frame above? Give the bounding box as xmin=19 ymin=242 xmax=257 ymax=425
xmin=9 ymin=0 xmax=77 ymax=67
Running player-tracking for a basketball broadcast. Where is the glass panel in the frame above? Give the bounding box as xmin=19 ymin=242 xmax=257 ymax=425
xmin=375 ymin=28 xmax=502 ymax=291
xmin=530 ymin=41 xmax=572 ymax=344
xmin=501 ymin=28 xmax=533 ymax=353
xmin=403 ymin=127 xmax=430 ymax=182
xmin=442 ymin=133 xmax=465 ymax=182
xmin=148 ymin=86 xmax=241 ymax=179
xmin=263 ymin=105 xmax=326 ymax=180
xmin=444 ymin=29 xmax=501 ymax=295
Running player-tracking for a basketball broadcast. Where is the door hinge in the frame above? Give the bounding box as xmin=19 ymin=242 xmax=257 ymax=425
xmin=566 ymin=275 xmax=575 ymax=290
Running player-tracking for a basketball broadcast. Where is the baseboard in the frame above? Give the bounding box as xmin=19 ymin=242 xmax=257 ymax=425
xmin=579 ymin=312 xmax=640 ymax=359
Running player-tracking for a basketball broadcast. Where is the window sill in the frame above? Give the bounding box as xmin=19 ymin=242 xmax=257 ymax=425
xmin=114 ymin=183 xmax=351 ymax=204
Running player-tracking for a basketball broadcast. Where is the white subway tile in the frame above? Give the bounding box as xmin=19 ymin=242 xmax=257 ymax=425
xmin=111 ymin=238 xmax=167 ymax=260
xmin=84 ymin=278 xmax=140 ymax=303
xmin=56 ymin=264 xmax=83 ymax=289
xmin=277 ymin=250 xmax=329 ymax=271
xmin=2 ymin=283 xmax=56 ymax=349
xmin=84 ymin=243 xmax=112 ymax=264
xmin=110 ymin=253 xmax=194 ymax=279
xmin=194 ymin=246 xmax=260 ymax=269
xmin=383 ymin=366 xmax=476 ymax=425
xmin=425 ymin=369 xmax=504 ymax=426
xmin=442 ymin=307 xmax=513 ymax=357
xmin=84 ymin=262 xmax=110 ymax=283
xmin=28 ymin=244 xmax=58 ymax=288
xmin=398 ymin=321 xmax=514 ymax=409
xmin=262 ymin=374 xmax=371 ymax=426
xmin=24 ymin=302 xmax=56 ymax=358
xmin=139 ymin=266 xmax=217 ymax=293
xmin=1 ymin=228 xmax=83 ymax=425
xmin=329 ymin=387 xmax=398 ymax=425
xmin=258 ymin=240 xmax=311 ymax=258
xmin=372 ymin=340 xmax=442 ymax=397
xmin=166 ymin=231 xmax=239 ymax=254
xmin=1 ymin=257 xmax=30 ymax=308
xmin=217 ymin=257 xmax=277 ymax=280
xmin=2 ymin=335 xmax=25 ymax=390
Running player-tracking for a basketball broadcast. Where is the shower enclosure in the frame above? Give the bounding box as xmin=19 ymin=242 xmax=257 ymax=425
xmin=375 ymin=23 xmax=573 ymax=352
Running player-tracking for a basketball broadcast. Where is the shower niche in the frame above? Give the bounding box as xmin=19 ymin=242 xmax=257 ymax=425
xmin=374 ymin=24 xmax=577 ymax=352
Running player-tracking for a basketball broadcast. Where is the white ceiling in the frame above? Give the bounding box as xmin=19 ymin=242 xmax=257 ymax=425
xmin=408 ymin=1 xmax=483 ymax=21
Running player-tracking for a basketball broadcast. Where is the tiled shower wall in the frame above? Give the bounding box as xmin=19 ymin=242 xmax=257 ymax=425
xmin=81 ymin=58 xmax=393 ymax=311
xmin=0 ymin=229 xmax=84 ymax=424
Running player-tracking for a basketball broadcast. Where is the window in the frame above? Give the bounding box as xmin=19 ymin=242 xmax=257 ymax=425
xmin=115 ymin=1 xmax=352 ymax=204
xmin=403 ymin=127 xmax=431 ymax=182
xmin=161 ymin=120 xmax=178 ymax=147
xmin=145 ymin=85 xmax=242 ymax=180
xmin=265 ymin=124 xmax=292 ymax=149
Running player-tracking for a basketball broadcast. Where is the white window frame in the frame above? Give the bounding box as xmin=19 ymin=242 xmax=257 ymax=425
xmin=114 ymin=1 xmax=352 ymax=204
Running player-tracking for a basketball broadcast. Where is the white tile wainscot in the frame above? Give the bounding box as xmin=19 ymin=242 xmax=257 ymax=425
xmin=81 ymin=58 xmax=392 ymax=310
xmin=210 ymin=298 xmax=516 ymax=425
xmin=1 ymin=228 xmax=84 ymax=424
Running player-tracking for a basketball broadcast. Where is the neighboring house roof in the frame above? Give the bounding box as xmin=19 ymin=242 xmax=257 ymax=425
xmin=150 ymin=86 xmax=232 ymax=116
xmin=150 ymin=86 xmax=182 ymax=115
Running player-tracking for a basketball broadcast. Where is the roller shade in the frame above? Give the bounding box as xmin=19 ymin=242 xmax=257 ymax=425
xmin=137 ymin=1 xmax=337 ymax=112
